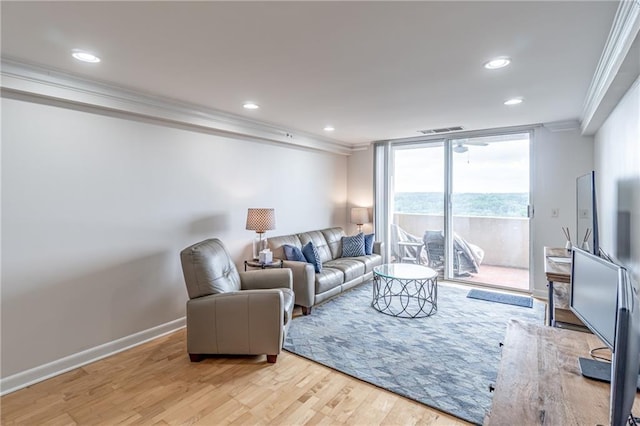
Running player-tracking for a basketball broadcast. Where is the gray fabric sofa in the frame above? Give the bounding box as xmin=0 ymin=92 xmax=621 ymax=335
xmin=268 ymin=227 xmax=383 ymax=314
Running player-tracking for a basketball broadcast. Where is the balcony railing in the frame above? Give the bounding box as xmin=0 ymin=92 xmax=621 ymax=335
xmin=393 ymin=213 xmax=530 ymax=289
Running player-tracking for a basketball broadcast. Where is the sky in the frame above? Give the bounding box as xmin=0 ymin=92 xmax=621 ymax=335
xmin=393 ymin=135 xmax=530 ymax=193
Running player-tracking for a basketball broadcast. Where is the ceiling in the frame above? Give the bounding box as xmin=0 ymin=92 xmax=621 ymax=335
xmin=1 ymin=1 xmax=620 ymax=146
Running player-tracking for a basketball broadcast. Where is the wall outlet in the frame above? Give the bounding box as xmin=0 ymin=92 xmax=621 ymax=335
xmin=551 ymin=208 xmax=559 ymax=218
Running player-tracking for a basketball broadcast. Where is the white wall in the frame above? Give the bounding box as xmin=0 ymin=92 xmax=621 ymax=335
xmin=1 ymin=94 xmax=347 ymax=382
xmin=594 ymin=77 xmax=640 ymax=285
xmin=347 ymin=146 xmax=374 ymax=235
xmin=530 ymin=126 xmax=594 ymax=296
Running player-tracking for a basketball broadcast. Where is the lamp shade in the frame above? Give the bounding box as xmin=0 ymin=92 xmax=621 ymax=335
xmin=350 ymin=207 xmax=370 ymax=225
xmin=246 ymin=208 xmax=276 ymax=233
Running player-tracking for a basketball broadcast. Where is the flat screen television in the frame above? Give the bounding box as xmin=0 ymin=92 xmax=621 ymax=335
xmin=569 ymin=248 xmax=640 ymax=425
xmin=577 ymin=171 xmax=600 ymax=256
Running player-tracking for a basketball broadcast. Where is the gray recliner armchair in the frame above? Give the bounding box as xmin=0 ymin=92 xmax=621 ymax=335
xmin=180 ymin=238 xmax=294 ymax=363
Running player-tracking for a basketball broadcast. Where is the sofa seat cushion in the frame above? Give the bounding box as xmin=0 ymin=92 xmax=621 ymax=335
xmin=324 ymin=258 xmax=366 ymax=282
xmin=315 ymin=267 xmax=344 ymax=294
xmin=281 ymin=288 xmax=295 ymax=325
xmin=352 ymin=254 xmax=383 ymax=273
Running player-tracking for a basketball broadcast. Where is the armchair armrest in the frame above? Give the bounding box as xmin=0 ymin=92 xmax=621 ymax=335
xmin=282 ymin=260 xmax=315 ymax=309
xmin=186 ymin=290 xmax=285 ymax=356
xmin=240 ymin=268 xmax=293 ymax=290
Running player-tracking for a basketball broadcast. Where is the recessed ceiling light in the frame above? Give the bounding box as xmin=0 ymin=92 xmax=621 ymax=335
xmin=71 ymin=49 xmax=100 ymax=63
xmin=484 ymin=57 xmax=511 ymax=69
xmin=323 ymin=126 xmax=335 ymax=132
xmin=504 ymin=98 xmax=524 ymax=105
xmin=243 ymin=102 xmax=259 ymax=110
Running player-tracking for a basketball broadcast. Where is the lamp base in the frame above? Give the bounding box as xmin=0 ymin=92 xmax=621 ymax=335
xmin=252 ymin=233 xmax=268 ymax=259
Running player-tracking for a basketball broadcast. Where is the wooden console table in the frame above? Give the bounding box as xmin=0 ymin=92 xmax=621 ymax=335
xmin=486 ymin=319 xmax=640 ymax=424
xmin=544 ymin=247 xmax=583 ymax=327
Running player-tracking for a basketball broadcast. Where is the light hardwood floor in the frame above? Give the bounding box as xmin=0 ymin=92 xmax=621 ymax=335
xmin=1 ymin=327 xmax=469 ymax=425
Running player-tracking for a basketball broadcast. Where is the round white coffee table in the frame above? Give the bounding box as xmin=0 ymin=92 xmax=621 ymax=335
xmin=372 ymin=263 xmax=438 ymax=318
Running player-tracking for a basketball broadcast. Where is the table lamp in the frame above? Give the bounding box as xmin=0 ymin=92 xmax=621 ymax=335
xmin=246 ymin=208 xmax=276 ymax=260
xmin=350 ymin=207 xmax=370 ymax=234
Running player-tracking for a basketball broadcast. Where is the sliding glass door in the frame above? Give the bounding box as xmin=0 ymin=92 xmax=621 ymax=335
xmin=450 ymin=134 xmax=530 ymax=290
xmin=391 ymin=143 xmax=445 ymax=266
xmin=379 ymin=130 xmax=531 ymax=292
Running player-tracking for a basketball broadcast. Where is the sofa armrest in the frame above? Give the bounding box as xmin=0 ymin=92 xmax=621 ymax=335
xmin=240 ymin=268 xmax=293 ymax=291
xmin=186 ymin=290 xmax=285 ymax=356
xmin=374 ymin=241 xmax=384 ymax=255
xmin=282 ymin=260 xmax=315 ymax=308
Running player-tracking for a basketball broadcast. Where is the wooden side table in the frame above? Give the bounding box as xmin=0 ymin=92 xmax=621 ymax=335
xmin=544 ymin=247 xmax=583 ymax=327
xmin=244 ymin=259 xmax=283 ymax=271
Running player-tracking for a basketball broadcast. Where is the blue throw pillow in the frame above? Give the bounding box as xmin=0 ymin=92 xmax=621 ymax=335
xmin=302 ymin=241 xmax=322 ymax=273
xmin=364 ymin=233 xmax=375 ymax=255
xmin=342 ymin=233 xmax=366 ymax=257
xmin=283 ymin=244 xmax=306 ymax=262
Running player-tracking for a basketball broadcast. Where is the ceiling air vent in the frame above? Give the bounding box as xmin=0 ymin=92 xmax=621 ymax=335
xmin=418 ymin=126 xmax=464 ymax=135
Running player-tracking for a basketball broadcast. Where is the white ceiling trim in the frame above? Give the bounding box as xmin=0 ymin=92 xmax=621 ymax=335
xmin=374 ymin=123 xmax=541 ymax=146
xmin=0 ymin=58 xmax=355 ymax=156
xmin=543 ymin=120 xmax=581 ymax=133
xmin=581 ymin=0 xmax=640 ymax=135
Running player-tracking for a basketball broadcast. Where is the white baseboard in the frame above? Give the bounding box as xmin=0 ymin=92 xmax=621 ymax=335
xmin=0 ymin=317 xmax=186 ymax=396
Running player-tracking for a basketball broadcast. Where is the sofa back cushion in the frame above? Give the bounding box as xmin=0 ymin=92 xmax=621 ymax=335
xmin=180 ymin=238 xmax=241 ymax=299
xmin=268 ymin=234 xmax=302 ymax=261
xmin=269 ymin=227 xmax=347 ymax=264
xmin=321 ymin=227 xmax=346 ymax=260
xmin=298 ymin=230 xmax=333 ymax=263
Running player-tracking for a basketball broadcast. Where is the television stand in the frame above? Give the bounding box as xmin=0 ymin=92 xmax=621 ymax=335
xmin=485 ymin=320 xmax=640 ymax=424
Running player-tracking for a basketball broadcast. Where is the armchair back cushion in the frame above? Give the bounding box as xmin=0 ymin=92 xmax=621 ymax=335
xmin=180 ymin=238 xmax=241 ymax=299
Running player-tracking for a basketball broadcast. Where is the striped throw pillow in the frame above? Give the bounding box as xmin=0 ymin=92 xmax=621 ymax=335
xmin=342 ymin=233 xmax=366 ymax=257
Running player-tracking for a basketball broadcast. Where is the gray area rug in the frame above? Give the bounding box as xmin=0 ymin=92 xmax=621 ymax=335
xmin=284 ymin=282 xmax=544 ymax=425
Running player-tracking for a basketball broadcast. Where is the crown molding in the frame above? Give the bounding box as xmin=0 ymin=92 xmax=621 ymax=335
xmin=374 ymin=123 xmax=541 ymax=145
xmin=0 ymin=58 xmax=355 ymax=156
xmin=581 ymin=0 xmax=640 ymax=135
xmin=543 ymin=119 xmax=580 ymax=132
xmin=349 ymin=142 xmax=374 ymax=152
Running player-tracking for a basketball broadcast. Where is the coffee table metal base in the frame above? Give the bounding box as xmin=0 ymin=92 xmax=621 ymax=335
xmin=372 ymin=274 xmax=437 ymax=318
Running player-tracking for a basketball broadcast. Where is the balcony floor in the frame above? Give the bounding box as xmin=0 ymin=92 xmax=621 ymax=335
xmin=457 ymin=264 xmax=530 ymax=292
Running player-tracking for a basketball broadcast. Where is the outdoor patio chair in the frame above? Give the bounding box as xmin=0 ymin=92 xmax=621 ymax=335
xmin=390 ymin=224 xmax=428 ymax=264
xmin=423 ymin=230 xmax=483 ymax=277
